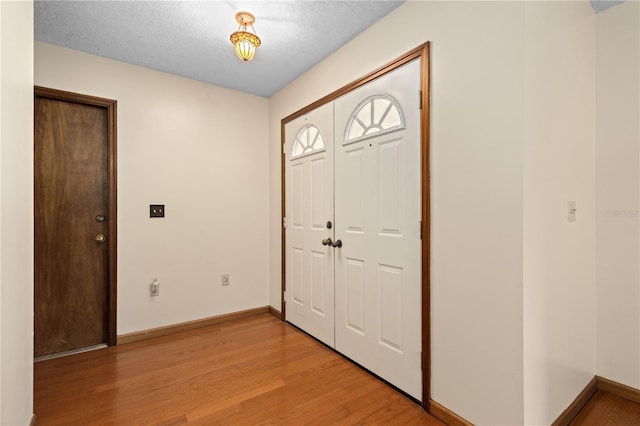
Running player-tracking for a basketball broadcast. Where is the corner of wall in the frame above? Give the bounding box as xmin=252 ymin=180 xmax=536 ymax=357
xmin=0 ymin=1 xmax=35 ymax=424
xmin=595 ymin=0 xmax=640 ymax=389
xmin=523 ymin=1 xmax=597 ymax=423
xmin=0 ymin=1 xmax=3 ymax=419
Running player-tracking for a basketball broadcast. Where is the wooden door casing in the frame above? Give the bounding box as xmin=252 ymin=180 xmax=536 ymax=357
xmin=34 ymin=87 xmax=117 ymax=356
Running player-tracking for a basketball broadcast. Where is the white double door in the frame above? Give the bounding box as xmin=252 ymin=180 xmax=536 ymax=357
xmin=285 ymin=60 xmax=422 ymax=400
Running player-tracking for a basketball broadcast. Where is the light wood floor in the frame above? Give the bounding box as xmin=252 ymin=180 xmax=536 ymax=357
xmin=35 ymin=313 xmax=640 ymax=425
xmin=571 ymin=390 xmax=640 ymax=425
xmin=34 ymin=314 xmax=443 ymax=425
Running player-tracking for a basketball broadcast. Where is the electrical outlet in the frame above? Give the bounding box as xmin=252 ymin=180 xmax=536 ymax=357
xmin=221 ymin=273 xmax=230 ymax=286
xmin=150 ymin=204 xmax=165 ymax=218
xmin=150 ymin=279 xmax=159 ymax=296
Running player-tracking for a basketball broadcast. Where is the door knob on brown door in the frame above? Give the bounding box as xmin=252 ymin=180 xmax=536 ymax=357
xmin=95 ymin=234 xmax=106 ymax=243
xmin=332 ymin=239 xmax=342 ymax=248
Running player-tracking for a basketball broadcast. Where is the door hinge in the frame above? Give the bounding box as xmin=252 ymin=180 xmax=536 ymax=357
xmin=283 ymin=217 xmax=287 ymax=228
xmin=419 ymin=220 xmax=423 ymax=240
xmin=419 ymin=90 xmax=423 ymax=109
xmin=283 ymin=291 xmax=287 ymax=301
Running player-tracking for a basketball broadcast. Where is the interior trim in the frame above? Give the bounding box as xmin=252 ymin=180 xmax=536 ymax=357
xmin=419 ymin=42 xmax=432 ymax=406
xmin=427 ymin=399 xmax=473 ymax=426
xmin=280 ymin=116 xmax=287 ymax=321
xmin=281 ymin=43 xmax=429 ymax=124
xmin=598 ymin=376 xmax=640 ymax=404
xmin=552 ymin=376 xmax=598 ymax=426
xmin=268 ymin=305 xmax=282 ymax=318
xmin=117 ymin=307 xmax=270 ymax=345
xmin=34 ymin=86 xmax=118 ymax=347
xmin=552 ymin=375 xmax=640 ymax=425
xmin=280 ymin=42 xmax=431 ymax=406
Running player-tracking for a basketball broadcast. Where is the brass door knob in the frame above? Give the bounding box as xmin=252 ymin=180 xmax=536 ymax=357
xmin=95 ymin=234 xmax=106 ymax=243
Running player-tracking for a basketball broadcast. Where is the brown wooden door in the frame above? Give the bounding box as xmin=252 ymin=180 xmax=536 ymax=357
xmin=34 ymin=91 xmax=115 ymax=357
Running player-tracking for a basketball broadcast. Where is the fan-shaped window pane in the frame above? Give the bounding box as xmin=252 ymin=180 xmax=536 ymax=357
xmin=347 ymin=121 xmax=364 ymax=141
xmin=291 ymin=124 xmax=325 ymax=159
xmin=345 ymin=94 xmax=405 ymax=144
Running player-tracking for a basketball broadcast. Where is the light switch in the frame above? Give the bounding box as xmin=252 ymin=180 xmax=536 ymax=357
xmin=568 ymin=201 xmax=576 ymax=222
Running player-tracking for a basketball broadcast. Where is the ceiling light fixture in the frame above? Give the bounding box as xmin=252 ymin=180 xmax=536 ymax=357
xmin=229 ymin=11 xmax=261 ymax=62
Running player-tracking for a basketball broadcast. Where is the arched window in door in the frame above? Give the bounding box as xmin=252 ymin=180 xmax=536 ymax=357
xmin=291 ymin=124 xmax=325 ymax=159
xmin=344 ymin=94 xmax=405 ymax=144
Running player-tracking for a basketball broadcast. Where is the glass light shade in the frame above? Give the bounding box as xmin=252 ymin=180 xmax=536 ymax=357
xmin=230 ymin=31 xmax=261 ymax=62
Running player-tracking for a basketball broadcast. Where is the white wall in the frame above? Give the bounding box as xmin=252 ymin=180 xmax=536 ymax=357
xmin=0 ymin=1 xmax=34 ymax=424
xmin=35 ymin=42 xmax=270 ymax=334
xmin=523 ymin=2 xmax=596 ymax=424
xmin=1 ymin=2 xmax=3 ymax=416
xmin=596 ymin=0 xmax=640 ymax=389
xmin=270 ymin=2 xmax=526 ymax=424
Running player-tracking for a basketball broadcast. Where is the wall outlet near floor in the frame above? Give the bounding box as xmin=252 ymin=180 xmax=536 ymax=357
xmin=221 ymin=273 xmax=230 ymax=286
xmin=150 ymin=204 xmax=165 ymax=218
xmin=150 ymin=279 xmax=159 ymax=296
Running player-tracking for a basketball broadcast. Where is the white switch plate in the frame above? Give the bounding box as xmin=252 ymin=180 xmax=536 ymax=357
xmin=221 ymin=273 xmax=230 ymax=286
xmin=568 ymin=201 xmax=577 ymax=222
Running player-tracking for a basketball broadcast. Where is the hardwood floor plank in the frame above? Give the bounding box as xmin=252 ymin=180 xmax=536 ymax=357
xmin=35 ymin=314 xmax=441 ymax=425
xmin=37 ymin=314 xmax=640 ymax=425
xmin=571 ymin=390 xmax=640 ymax=425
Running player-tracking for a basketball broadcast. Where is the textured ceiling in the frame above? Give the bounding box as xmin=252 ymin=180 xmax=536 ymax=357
xmin=34 ymin=1 xmax=405 ymax=98
xmin=590 ymin=0 xmax=625 ymax=13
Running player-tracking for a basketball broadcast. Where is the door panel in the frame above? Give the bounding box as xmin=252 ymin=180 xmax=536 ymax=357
xmin=345 ymin=257 xmax=366 ymax=333
xmin=283 ymin=59 xmax=422 ymax=400
xmin=378 ymin=138 xmax=402 ymax=234
xmin=334 ymin=59 xmax=422 ymax=399
xmin=379 ymin=263 xmax=403 ymax=351
xmin=291 ymin=248 xmax=304 ymax=305
xmin=285 ymin=102 xmax=335 ymax=347
xmin=310 ymin=251 xmax=327 ymax=314
xmin=34 ymin=96 xmax=110 ymax=356
xmin=344 ymin=146 xmax=366 ymax=232
xmin=311 ymin=157 xmax=327 ymax=230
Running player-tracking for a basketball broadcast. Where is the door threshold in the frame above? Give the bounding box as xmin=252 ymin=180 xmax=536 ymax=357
xmin=35 ymin=344 xmax=107 ymax=362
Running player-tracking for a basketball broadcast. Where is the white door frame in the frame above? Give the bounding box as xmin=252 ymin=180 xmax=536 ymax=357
xmin=280 ymin=42 xmax=431 ymax=407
